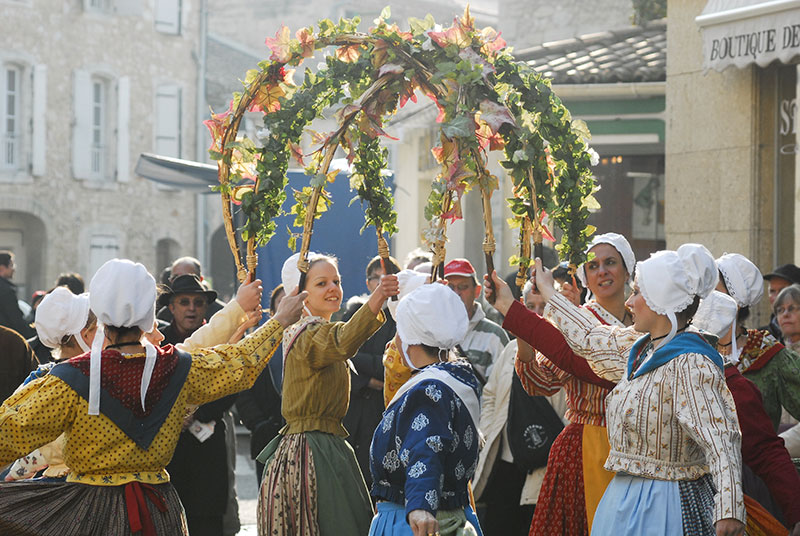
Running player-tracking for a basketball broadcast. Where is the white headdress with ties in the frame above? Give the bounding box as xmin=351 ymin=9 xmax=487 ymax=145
xmin=636 ymin=243 xmax=718 ymax=349
xmin=88 ymin=259 xmax=157 ymax=416
xmin=281 ymin=251 xmax=326 ymax=318
xmin=694 ymin=290 xmax=739 ymax=340
xmin=35 ymin=287 xmax=92 ymax=352
xmin=576 ymin=232 xmax=636 ymax=296
xmin=715 ymin=253 xmax=764 ymax=363
xmin=395 ymin=284 xmax=468 ymax=370
xmin=387 ymin=269 xmax=429 ymax=320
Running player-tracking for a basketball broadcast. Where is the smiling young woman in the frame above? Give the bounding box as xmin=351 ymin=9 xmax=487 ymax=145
xmin=302 ymin=258 xmax=344 ymax=320
xmin=257 ymin=252 xmax=399 ymax=536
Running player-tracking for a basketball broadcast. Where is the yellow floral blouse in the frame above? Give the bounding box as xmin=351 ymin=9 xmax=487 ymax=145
xmin=0 ymin=318 xmax=284 ymax=486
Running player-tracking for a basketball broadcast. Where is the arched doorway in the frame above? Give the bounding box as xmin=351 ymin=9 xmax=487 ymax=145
xmin=0 ymin=210 xmax=47 ymax=305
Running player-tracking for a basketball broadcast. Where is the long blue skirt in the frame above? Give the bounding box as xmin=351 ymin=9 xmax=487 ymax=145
xmin=368 ymin=502 xmax=483 ymax=536
xmin=591 ymin=473 xmax=715 ymax=536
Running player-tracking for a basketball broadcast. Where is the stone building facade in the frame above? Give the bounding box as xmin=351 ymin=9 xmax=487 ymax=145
xmin=498 ymin=0 xmax=631 ymax=49
xmin=0 ymin=0 xmax=203 ymax=301
xmin=666 ymin=0 xmax=800 ymax=326
xmin=207 ymin=0 xmax=496 ymax=57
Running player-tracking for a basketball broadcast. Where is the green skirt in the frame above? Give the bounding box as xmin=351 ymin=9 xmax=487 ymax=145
xmin=257 ymin=430 xmax=374 ymax=536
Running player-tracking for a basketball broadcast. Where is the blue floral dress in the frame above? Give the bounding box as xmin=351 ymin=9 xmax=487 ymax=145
xmin=368 ymin=361 xmax=481 ymax=533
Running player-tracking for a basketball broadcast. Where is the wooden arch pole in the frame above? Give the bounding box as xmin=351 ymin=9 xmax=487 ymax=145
xmin=296 ymin=141 xmax=339 ymax=291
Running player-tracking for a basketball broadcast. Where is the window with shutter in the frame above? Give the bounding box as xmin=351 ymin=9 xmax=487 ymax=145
xmin=1 ymin=66 xmax=21 ymax=170
xmin=89 ymin=234 xmax=120 ymax=278
xmin=90 ymin=78 xmax=108 ymax=179
xmin=155 ymin=0 xmax=181 ymax=35
xmin=72 ymin=69 xmax=92 ymax=180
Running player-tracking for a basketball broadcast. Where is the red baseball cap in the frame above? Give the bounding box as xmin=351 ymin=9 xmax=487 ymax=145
xmin=444 ymin=258 xmax=477 ymax=278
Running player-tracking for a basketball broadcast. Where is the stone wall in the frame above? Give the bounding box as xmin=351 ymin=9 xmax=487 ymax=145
xmin=666 ymin=0 xmax=777 ymax=325
xmin=208 ymin=0 xmax=494 ymax=57
xmin=500 ymin=0 xmax=632 ymax=49
xmin=1 ymin=0 xmax=203 ymax=293
xmin=666 ymin=0 xmax=761 ymax=256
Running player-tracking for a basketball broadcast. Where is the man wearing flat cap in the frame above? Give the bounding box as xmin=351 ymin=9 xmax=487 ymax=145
xmin=761 ymin=263 xmax=800 ymax=341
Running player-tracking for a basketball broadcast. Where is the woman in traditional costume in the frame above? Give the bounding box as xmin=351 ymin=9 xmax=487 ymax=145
xmin=714 ymin=253 xmax=800 ymax=431
xmin=495 ymin=276 xmax=800 ymax=533
xmin=368 ymin=283 xmax=481 ymax=536
xmin=256 ymin=252 xmax=399 ymax=536
xmin=490 ymin=244 xmax=745 ymax=535
xmin=508 ymin=232 xmax=635 ymax=535
xmin=0 ymin=258 xmax=304 ymax=535
xmin=5 ymin=274 xmax=263 ymax=482
xmin=3 ymin=287 xmax=95 ymax=481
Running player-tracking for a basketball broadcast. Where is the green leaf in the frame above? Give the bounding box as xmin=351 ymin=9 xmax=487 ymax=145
xmin=310 ymin=174 xmax=326 ymax=188
xmin=442 ymin=114 xmax=475 ymax=139
xmin=571 ymin=118 xmax=590 ymax=142
xmin=408 ymin=14 xmax=435 ymax=35
xmin=581 ymin=194 xmax=600 ymax=211
xmin=434 ymin=61 xmax=458 ymax=73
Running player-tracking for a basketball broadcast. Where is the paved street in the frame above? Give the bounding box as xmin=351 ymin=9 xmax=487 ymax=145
xmin=232 ymin=426 xmax=259 ymax=535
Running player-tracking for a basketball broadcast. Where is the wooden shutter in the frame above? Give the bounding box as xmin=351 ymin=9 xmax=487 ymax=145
xmin=31 ymin=64 xmax=47 ymax=176
xmin=116 ymin=76 xmax=130 ymax=182
xmin=72 ymin=69 xmax=92 ymax=180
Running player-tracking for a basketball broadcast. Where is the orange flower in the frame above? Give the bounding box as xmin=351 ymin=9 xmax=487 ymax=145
xmin=249 ymin=82 xmax=285 ymax=114
xmin=265 ymin=26 xmax=293 ymax=63
xmin=202 ymin=101 xmax=233 ymax=152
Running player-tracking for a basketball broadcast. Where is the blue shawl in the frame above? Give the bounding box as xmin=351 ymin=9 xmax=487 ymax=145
xmin=627 ymin=331 xmax=723 ymax=380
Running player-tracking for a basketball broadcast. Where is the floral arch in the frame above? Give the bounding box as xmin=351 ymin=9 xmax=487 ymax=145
xmin=206 ymin=7 xmax=598 ymax=288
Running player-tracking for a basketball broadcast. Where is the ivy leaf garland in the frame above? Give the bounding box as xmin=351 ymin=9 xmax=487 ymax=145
xmin=207 ymin=6 xmax=597 ymax=278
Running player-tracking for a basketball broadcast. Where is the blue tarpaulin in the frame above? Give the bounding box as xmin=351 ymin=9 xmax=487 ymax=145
xmin=255 ymin=170 xmax=395 ymax=311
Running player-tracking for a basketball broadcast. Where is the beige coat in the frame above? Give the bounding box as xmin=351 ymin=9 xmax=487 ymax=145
xmin=472 ymin=339 xmax=566 ymax=505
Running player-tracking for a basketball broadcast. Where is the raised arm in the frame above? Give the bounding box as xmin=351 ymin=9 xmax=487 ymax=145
xmin=543 ymin=293 xmax=636 ymax=382
xmin=486 ymin=266 xmax=633 ymax=383
xmin=504 ymin=300 xmax=616 ymax=390
xmin=183 ymin=289 xmax=307 ymax=406
xmin=0 ymin=375 xmax=78 ymax=466
xmin=178 ymin=275 xmax=263 ymax=351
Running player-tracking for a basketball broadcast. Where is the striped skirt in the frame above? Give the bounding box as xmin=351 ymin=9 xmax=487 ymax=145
xmin=0 ymin=479 xmax=188 ymax=536
xmin=257 ymin=431 xmax=373 ymax=536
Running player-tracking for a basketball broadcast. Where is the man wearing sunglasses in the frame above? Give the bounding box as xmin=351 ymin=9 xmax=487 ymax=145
xmin=158 ymin=274 xmax=217 ymax=345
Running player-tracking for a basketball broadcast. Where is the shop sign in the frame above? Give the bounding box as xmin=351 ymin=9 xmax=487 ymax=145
xmin=697 ymin=1 xmax=800 ymax=71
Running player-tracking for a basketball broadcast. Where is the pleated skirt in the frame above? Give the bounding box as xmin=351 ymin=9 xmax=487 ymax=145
xmin=0 ymin=479 xmax=188 ymax=536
